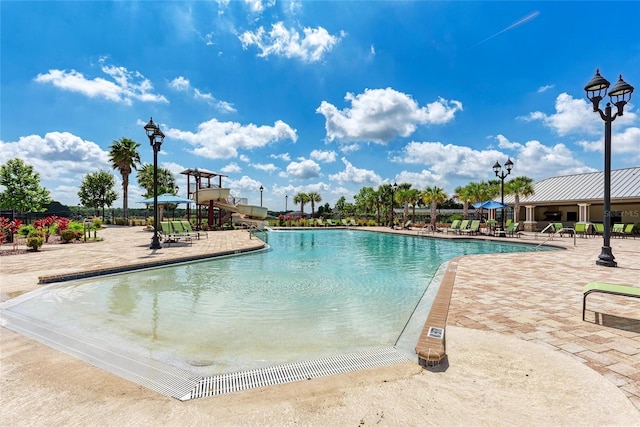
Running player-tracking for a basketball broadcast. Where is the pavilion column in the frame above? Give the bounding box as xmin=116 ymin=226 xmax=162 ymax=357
xmin=524 ymin=205 xmax=537 ymax=232
xmin=578 ymin=203 xmax=591 ymax=223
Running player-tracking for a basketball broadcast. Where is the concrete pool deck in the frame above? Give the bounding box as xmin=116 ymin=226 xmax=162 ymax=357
xmin=1 ymin=225 xmax=639 ymax=425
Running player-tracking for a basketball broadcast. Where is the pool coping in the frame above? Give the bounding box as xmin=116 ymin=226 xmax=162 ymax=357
xmin=37 ymin=244 xmax=268 ymax=284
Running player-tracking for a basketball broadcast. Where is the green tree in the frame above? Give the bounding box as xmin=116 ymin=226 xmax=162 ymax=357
xmin=136 ymin=164 xmax=177 ymax=198
xmin=78 ymin=170 xmax=118 ymax=219
xmin=453 ymin=185 xmax=473 ymax=219
xmin=109 ymin=137 xmax=141 ymax=220
xmin=377 ymin=184 xmax=394 ymax=226
xmin=354 ymin=186 xmax=377 ymax=219
xmin=394 ymin=183 xmax=413 ymax=224
xmin=506 ymin=176 xmax=535 ymax=222
xmin=421 ymin=186 xmax=448 ymax=226
xmin=0 ymin=158 xmax=51 ymax=214
xmin=293 ymin=192 xmax=310 ymax=217
xmin=407 ymin=188 xmax=421 ymax=223
xmin=307 ymin=191 xmax=322 ymax=218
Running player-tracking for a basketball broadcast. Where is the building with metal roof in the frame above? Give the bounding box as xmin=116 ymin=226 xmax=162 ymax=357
xmin=502 ymin=167 xmax=640 ymax=231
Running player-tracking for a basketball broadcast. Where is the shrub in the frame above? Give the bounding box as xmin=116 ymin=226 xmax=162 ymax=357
xmin=60 ymin=229 xmax=79 ymax=243
xmin=18 ymin=224 xmax=35 ymax=237
xmin=26 ymin=229 xmax=44 ymax=251
xmin=92 ymin=217 xmax=103 ymax=229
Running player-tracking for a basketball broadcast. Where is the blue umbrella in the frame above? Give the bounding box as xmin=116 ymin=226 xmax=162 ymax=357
xmin=480 ymin=200 xmax=507 ymax=209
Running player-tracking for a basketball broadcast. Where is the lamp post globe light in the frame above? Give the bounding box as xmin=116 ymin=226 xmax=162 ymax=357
xmin=584 ymin=69 xmax=634 ymax=268
xmin=144 ymin=117 xmax=165 ymax=250
xmin=493 ymin=158 xmax=513 ymax=233
xmin=259 ymin=185 xmax=264 ymax=207
xmin=390 ymin=182 xmax=398 ymax=228
xmin=285 ymin=194 xmax=288 ymax=211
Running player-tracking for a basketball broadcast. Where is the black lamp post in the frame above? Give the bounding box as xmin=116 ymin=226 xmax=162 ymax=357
xmin=144 ymin=117 xmax=165 ymax=250
xmin=285 ymin=194 xmax=288 ymax=212
xmin=259 ymin=185 xmax=264 ymax=207
xmin=193 ymin=168 xmax=201 ymax=231
xmin=493 ymin=158 xmax=514 ymax=233
xmin=390 ymin=182 xmax=398 ymax=228
xmin=584 ymin=69 xmax=634 ymax=267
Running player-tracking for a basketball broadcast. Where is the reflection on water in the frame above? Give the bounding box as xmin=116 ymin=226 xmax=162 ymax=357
xmin=5 ymin=230 xmax=549 ymax=375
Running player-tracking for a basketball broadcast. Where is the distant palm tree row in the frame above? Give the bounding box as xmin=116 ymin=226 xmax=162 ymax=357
xmin=292 ymin=177 xmax=534 ymax=226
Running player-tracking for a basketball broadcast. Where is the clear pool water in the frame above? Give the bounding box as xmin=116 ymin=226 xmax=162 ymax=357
xmin=2 ymin=230 xmax=549 ymax=376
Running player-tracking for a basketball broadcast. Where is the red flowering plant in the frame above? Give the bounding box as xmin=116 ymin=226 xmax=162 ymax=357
xmin=34 ymin=215 xmax=59 ymax=243
xmin=278 ymin=214 xmax=285 ymax=226
xmin=0 ymin=217 xmax=23 ymax=247
xmin=285 ymin=214 xmax=292 ymax=226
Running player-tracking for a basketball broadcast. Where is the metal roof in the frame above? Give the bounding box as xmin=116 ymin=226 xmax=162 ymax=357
xmin=502 ymin=167 xmax=640 ymax=205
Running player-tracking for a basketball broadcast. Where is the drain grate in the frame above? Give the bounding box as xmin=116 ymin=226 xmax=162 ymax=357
xmin=184 ymin=347 xmax=409 ymax=400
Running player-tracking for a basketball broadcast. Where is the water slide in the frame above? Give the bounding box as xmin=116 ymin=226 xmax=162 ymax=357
xmin=196 ymin=188 xmax=268 ymax=220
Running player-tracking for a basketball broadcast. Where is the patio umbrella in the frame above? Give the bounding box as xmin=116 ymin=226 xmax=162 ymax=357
xmin=480 ymin=200 xmax=507 ymax=210
xmin=140 ymin=193 xmax=194 ymax=221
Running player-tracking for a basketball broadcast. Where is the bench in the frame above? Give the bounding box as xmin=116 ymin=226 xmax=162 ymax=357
xmin=583 ymin=282 xmax=640 ymax=321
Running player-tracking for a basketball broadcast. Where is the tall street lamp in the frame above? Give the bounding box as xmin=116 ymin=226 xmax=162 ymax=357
xmin=584 ymin=69 xmax=634 ymax=267
xmin=390 ymin=182 xmax=398 ymax=228
xmin=285 ymin=194 xmax=288 ymax=212
xmin=493 ymin=158 xmax=513 ymax=233
xmin=193 ymin=168 xmax=201 ymax=231
xmin=259 ymin=185 xmax=264 ymax=207
xmin=144 ymin=117 xmax=165 ymax=250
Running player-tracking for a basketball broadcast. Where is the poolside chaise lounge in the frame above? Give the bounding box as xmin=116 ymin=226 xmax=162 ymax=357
xmin=583 ymin=282 xmax=640 ymax=321
xmin=159 ymin=222 xmax=192 ymax=246
xmin=459 ymin=220 xmax=480 ymax=235
xmin=456 ymin=220 xmax=470 ymax=234
xmin=403 ymin=220 xmax=412 ymax=230
xmin=611 ymin=223 xmax=625 ymax=238
xmin=622 ymin=223 xmax=636 ymax=238
xmin=505 ymin=222 xmax=521 ymax=237
xmin=175 ymin=220 xmax=206 ymax=239
xmin=444 ymin=219 xmax=461 ymax=234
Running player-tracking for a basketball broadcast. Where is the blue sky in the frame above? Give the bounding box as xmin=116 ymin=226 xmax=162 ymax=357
xmin=1 ymin=1 xmax=639 ymax=211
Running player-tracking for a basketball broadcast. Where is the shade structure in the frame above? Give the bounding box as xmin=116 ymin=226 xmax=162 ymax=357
xmin=140 ymin=193 xmax=194 ymax=205
xmin=478 ymin=200 xmax=508 ymax=210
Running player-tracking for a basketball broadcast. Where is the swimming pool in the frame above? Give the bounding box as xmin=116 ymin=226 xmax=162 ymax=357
xmin=1 ymin=229 xmax=551 ymax=398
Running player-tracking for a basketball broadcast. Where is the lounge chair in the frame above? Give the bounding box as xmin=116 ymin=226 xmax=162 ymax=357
xmin=622 ymin=223 xmax=636 ymax=238
xmin=315 ymin=218 xmax=326 ymax=227
xmin=574 ymin=222 xmax=588 ymax=238
xmin=347 ymin=219 xmax=357 ymax=226
xmin=611 ymin=223 xmax=625 ymax=238
xmin=456 ymin=220 xmax=470 ymax=234
xmin=459 ymin=220 xmax=480 ymax=235
xmin=177 ymin=220 xmax=207 ymax=239
xmin=505 ymin=222 xmax=521 ymax=237
xmin=593 ymin=223 xmax=604 ymax=235
xmin=327 ymin=219 xmax=338 ymax=226
xmin=403 ymin=220 xmax=412 ymax=230
xmin=445 ymin=219 xmax=461 ymax=234
xmin=160 ymin=221 xmax=192 ymax=246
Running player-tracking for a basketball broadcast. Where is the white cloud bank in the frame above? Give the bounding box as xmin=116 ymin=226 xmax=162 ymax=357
xmin=317 ymin=88 xmax=463 ymax=145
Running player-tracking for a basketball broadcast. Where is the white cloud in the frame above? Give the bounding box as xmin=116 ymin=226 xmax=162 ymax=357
xmin=537 ymin=84 xmax=554 ymax=93
xmin=35 ymin=63 xmax=168 ymax=105
xmin=170 ymin=76 xmax=191 ymax=91
xmin=328 ymin=157 xmax=383 ymax=185
xmin=221 ymin=162 xmax=242 ymax=173
xmin=317 ymin=88 xmax=463 ymax=144
xmin=394 ymin=169 xmax=443 ymax=190
xmin=577 ymin=126 xmax=640 ymax=162
xmin=496 ymin=134 xmax=522 ymax=150
xmin=285 ymin=158 xmax=321 ymax=179
xmin=239 ymin=22 xmax=342 ymax=62
xmin=165 ymin=118 xmax=297 ymax=159
xmin=169 ymin=76 xmax=236 ymax=113
xmin=310 ymin=149 xmax=337 ymax=163
xmin=0 ymin=132 xmax=112 ymax=205
xmin=270 ymin=152 xmax=291 ymax=161
xmin=252 ymin=162 xmax=279 ymax=173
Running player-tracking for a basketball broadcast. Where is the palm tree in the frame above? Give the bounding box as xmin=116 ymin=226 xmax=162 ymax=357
xmin=421 ymin=186 xmax=448 ymax=226
xmin=407 ymin=188 xmax=421 ymax=223
xmin=377 ymin=184 xmax=394 ymax=226
xmin=354 ymin=186 xmax=376 ymax=219
xmin=108 ymin=137 xmax=141 ymax=220
xmin=137 ymin=164 xmax=177 ymax=221
xmin=293 ymin=192 xmax=310 ymax=217
xmin=307 ymin=191 xmax=322 ymax=218
xmin=395 ymin=183 xmax=413 ymax=224
xmin=506 ymin=176 xmax=535 ymax=222
xmin=453 ymin=184 xmax=472 ymax=220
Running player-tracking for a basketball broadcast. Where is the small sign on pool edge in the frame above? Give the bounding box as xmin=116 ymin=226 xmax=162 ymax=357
xmin=427 ymin=326 xmax=444 ymax=339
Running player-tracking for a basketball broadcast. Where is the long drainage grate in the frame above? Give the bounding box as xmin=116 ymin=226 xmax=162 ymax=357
xmin=184 ymin=347 xmax=410 ymax=400
xmin=2 ymin=309 xmax=409 ymax=401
